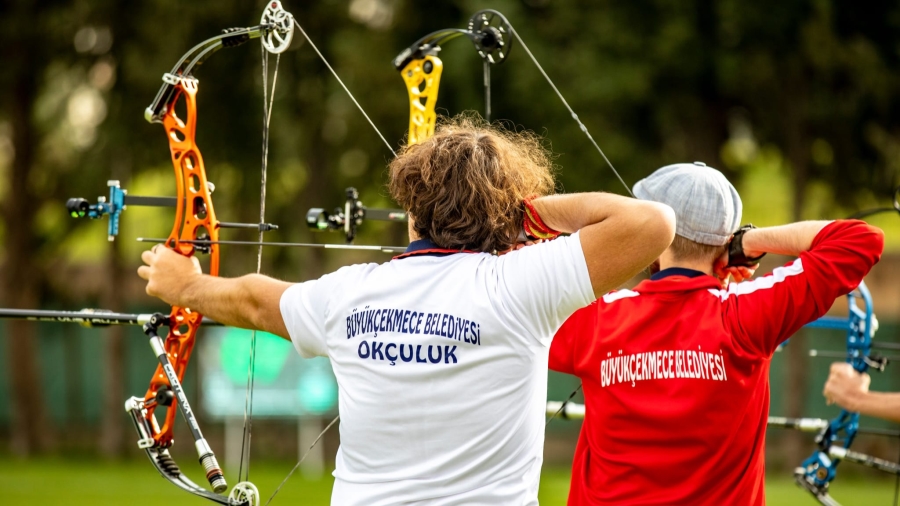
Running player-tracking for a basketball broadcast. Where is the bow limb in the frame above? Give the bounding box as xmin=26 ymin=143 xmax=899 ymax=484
xmin=394 ymin=10 xmax=514 ymax=146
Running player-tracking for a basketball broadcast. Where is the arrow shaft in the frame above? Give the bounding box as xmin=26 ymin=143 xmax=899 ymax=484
xmin=0 ymin=308 xmax=222 ymax=327
xmin=137 ymin=237 xmax=407 ymax=253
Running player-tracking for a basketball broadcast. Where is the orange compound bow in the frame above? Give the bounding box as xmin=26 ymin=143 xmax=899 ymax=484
xmin=124 ymin=3 xmax=294 ymax=505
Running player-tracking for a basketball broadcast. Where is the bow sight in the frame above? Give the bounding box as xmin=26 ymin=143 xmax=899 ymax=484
xmin=67 ymin=180 xmax=278 ymax=242
xmin=306 ymin=187 xmax=407 ymax=244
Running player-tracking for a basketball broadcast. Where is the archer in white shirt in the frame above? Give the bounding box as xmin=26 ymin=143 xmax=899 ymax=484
xmin=138 ymin=116 xmax=675 ymax=505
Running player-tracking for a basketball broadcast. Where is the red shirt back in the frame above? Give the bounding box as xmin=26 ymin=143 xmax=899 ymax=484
xmin=549 ymin=220 xmax=883 ymax=506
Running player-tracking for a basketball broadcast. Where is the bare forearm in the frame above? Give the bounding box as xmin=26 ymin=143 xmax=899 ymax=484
xmin=741 ymin=221 xmax=832 ymax=257
xmin=855 ymin=391 xmax=900 ymax=424
xmin=178 ymin=274 xmax=291 ymax=339
xmin=530 ymin=193 xmax=652 ymax=234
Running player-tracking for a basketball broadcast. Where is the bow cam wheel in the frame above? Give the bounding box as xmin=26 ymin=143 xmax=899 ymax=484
xmin=261 ymin=1 xmax=294 ymax=54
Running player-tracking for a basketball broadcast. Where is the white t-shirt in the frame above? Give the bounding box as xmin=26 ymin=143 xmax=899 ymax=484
xmin=280 ymin=234 xmax=594 ymax=505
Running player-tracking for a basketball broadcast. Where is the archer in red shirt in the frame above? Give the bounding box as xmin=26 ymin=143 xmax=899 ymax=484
xmin=549 ymin=163 xmax=884 ymax=506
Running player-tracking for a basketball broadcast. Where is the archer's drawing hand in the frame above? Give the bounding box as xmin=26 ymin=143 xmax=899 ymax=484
xmin=713 ymin=250 xmax=758 ymax=285
xmin=824 ymin=362 xmax=870 ymax=411
xmin=137 ymin=246 xmax=202 ymax=306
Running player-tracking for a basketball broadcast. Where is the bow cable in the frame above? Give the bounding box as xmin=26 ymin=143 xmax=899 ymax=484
xmin=296 ymin=24 xmax=397 ymax=157
xmin=264 ymin=415 xmax=341 ymax=506
xmin=491 ymin=13 xmax=636 ymax=426
xmin=237 ymin=39 xmax=284 ymax=485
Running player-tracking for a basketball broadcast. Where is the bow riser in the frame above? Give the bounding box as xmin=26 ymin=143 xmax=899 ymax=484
xmin=162 ymin=78 xmax=221 ymax=266
xmin=141 ymin=78 xmax=221 ymax=454
xmin=401 ymin=55 xmax=444 ymax=146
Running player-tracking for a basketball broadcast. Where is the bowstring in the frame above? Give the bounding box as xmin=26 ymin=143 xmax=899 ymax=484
xmin=896 ymin=220 xmax=900 ymax=506
xmin=894 ymin=438 xmax=900 ymax=506
xmin=507 ymin=25 xmax=634 ymax=198
xmin=500 ymin=20 xmax=631 ymax=427
xmin=546 ymin=383 xmax=582 ymax=426
xmin=237 ymin=40 xmax=282 ymax=486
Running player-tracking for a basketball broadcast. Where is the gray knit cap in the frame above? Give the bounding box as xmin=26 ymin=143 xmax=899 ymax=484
xmin=632 ymin=162 xmax=742 ymax=246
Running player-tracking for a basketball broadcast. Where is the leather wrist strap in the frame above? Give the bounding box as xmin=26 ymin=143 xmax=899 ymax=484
xmin=727 ymin=224 xmax=766 ymax=267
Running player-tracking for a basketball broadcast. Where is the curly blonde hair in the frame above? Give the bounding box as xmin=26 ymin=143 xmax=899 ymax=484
xmin=389 ymin=115 xmax=556 ymax=252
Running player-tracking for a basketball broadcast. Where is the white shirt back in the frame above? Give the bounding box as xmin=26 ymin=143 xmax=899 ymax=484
xmin=280 ymin=234 xmax=593 ymax=505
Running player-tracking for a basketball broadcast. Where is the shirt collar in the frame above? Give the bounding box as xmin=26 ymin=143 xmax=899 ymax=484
xmin=650 ymin=267 xmax=708 ymax=281
xmin=393 ymin=239 xmax=478 ymax=260
xmin=404 ymin=239 xmax=441 ymax=254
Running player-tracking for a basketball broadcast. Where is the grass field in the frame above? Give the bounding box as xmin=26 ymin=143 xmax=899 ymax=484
xmin=0 ymin=458 xmax=896 ymax=505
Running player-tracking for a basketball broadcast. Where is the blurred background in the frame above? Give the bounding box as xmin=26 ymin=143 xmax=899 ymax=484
xmin=1 ymin=0 xmax=899 ymax=504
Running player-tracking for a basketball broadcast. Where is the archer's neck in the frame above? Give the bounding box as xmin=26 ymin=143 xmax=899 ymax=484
xmin=657 ymin=249 xmax=714 ymax=276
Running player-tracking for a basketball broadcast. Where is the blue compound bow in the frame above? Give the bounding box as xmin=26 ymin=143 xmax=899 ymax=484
xmin=769 ymin=280 xmax=900 ymax=505
xmin=768 ymin=189 xmax=900 ymax=505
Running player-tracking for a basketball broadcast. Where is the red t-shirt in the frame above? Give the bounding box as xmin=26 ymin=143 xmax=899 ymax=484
xmin=549 ymin=220 xmax=883 ymax=506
